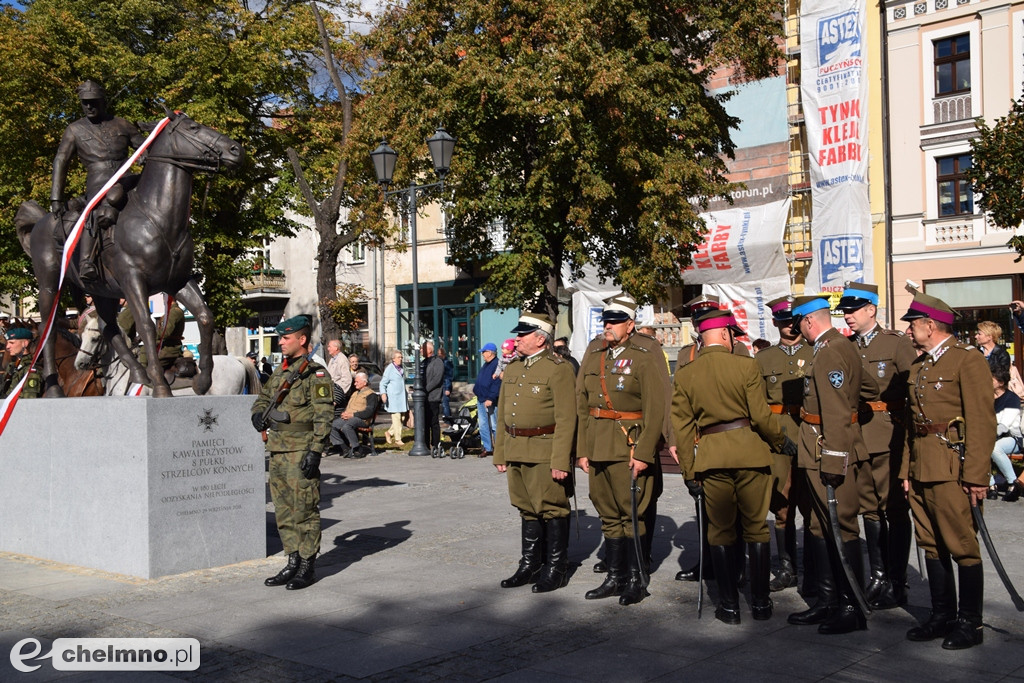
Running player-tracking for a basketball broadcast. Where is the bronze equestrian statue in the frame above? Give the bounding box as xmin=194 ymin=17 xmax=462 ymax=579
xmin=50 ymin=80 xmax=147 ymax=281
xmin=15 ymin=88 xmax=243 ymax=398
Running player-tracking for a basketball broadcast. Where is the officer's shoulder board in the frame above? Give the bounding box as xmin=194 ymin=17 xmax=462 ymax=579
xmin=547 ymin=353 xmax=564 ymax=365
xmin=880 ymin=328 xmax=905 ymax=337
xmin=951 ymin=341 xmax=977 ymax=353
xmin=507 ymin=356 xmax=524 ymax=367
xmin=628 ymin=343 xmax=650 ymax=353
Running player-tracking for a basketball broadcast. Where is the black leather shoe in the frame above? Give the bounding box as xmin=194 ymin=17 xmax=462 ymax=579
xmin=907 ymin=614 xmax=957 ymax=641
xmin=788 ymin=602 xmax=834 ymax=625
xmin=769 ymin=565 xmax=798 ymax=592
xmin=285 ymin=556 xmax=317 ymax=590
xmin=715 ymin=606 xmax=741 ymax=625
xmin=593 ymin=560 xmax=608 ymax=573
xmin=818 ymin=604 xmax=866 ymax=634
xmin=675 ymin=561 xmax=713 ymax=582
xmin=941 ymin=618 xmax=983 ymax=649
xmin=751 ymin=599 xmax=773 ymax=621
xmin=264 ymin=551 xmax=299 ymax=586
xmin=987 ymin=487 xmax=999 ymax=500
xmin=1003 ymin=481 xmax=1024 ymax=502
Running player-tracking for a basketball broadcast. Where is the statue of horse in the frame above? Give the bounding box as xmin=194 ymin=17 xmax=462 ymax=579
xmin=14 ymin=111 xmax=244 ymax=398
xmin=74 ymin=314 xmax=261 ymax=396
xmin=4 ymin=319 xmax=104 ymax=397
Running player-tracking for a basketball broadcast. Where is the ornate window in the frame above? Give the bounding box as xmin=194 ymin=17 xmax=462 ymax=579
xmin=936 ymin=153 xmax=973 ymax=217
xmin=934 ymin=34 xmax=970 ymax=96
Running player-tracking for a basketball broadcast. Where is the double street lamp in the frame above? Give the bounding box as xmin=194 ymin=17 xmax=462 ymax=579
xmin=371 ymin=128 xmax=456 ymax=457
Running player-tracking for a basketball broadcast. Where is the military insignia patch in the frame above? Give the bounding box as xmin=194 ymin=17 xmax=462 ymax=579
xmin=828 ymin=370 xmax=845 ymax=388
xmin=315 ymin=371 xmax=326 ymax=378
xmin=316 ymin=385 xmax=329 ymax=398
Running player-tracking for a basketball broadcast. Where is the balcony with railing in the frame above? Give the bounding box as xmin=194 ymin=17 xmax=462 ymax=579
xmin=242 ymin=268 xmax=289 ymax=298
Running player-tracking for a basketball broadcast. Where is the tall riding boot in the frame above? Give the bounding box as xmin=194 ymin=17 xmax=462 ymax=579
xmin=907 ymin=556 xmax=957 ymax=641
xmin=78 ymin=223 xmax=99 ymax=281
xmin=749 ymin=541 xmax=773 ymax=620
xmin=800 ymin=523 xmax=818 ymax=598
xmin=734 ymin=535 xmax=748 ymax=588
xmin=620 ymin=535 xmax=649 ymax=605
xmin=942 ymin=563 xmax=984 ymax=650
xmin=788 ymin=534 xmax=836 ymax=625
xmin=676 ymin=498 xmax=714 ymax=581
xmin=879 ymin=510 xmax=912 ymax=609
xmin=586 ymin=537 xmax=628 ymax=599
xmin=819 ymin=539 xmax=867 ymax=634
xmin=710 ymin=543 xmax=740 ymax=624
xmin=502 ymin=518 xmax=544 ymax=588
xmin=863 ymin=517 xmax=889 ymax=604
xmin=770 ymin=525 xmax=798 ymax=591
xmin=264 ymin=551 xmax=299 ymax=586
xmin=533 ymin=517 xmax=569 ymax=593
xmin=285 ymin=555 xmax=317 ymax=590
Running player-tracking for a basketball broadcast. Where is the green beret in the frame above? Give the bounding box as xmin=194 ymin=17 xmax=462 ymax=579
xmin=275 ymin=315 xmax=311 ymax=335
xmin=6 ymin=327 xmax=32 ymax=341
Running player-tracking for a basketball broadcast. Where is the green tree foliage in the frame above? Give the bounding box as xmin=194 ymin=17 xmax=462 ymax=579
xmin=358 ymin=0 xmax=784 ymax=317
xmin=321 ymin=282 xmax=368 ymax=332
xmin=0 ymin=0 xmax=321 ymax=327
xmin=966 ymin=93 xmax=1024 ymax=261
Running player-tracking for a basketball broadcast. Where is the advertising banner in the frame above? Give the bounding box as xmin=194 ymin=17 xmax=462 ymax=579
xmin=800 ymin=0 xmax=872 ymax=294
xmin=705 ymin=275 xmax=794 ymax=347
xmin=683 ymin=198 xmax=791 ymax=285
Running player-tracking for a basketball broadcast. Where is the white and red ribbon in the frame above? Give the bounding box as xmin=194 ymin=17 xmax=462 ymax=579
xmin=0 ymin=116 xmax=172 ymax=437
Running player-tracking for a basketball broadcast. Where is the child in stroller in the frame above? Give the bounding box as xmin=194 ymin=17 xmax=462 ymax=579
xmin=438 ymin=396 xmax=481 ymax=459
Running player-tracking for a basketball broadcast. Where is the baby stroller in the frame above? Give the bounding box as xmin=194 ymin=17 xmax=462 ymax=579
xmin=437 ymin=396 xmax=481 ymax=459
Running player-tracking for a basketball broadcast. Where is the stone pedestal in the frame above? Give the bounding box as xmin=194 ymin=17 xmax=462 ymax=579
xmin=0 ymin=395 xmax=265 ymax=579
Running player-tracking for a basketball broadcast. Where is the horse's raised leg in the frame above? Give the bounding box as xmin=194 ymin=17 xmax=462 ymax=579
xmin=174 ymin=279 xmax=214 ymax=395
xmin=94 ymin=295 xmax=149 ymax=388
xmin=121 ymin=282 xmax=173 ymax=398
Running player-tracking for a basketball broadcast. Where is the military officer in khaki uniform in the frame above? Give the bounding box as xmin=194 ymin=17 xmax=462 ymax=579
xmin=578 ymin=296 xmax=666 ymax=605
xmin=900 ymin=292 xmax=994 ymax=650
xmin=674 ymin=310 xmax=796 ymax=623
xmin=756 ymin=296 xmax=814 ymax=592
xmin=252 ymin=315 xmax=334 ymax=591
xmin=787 ymin=295 xmax=876 ymax=634
xmin=838 ymin=283 xmax=917 ymax=610
xmin=2 ymin=327 xmax=42 ymax=399
xmin=494 ymin=313 xmax=577 ymax=593
xmin=676 ymin=293 xmax=748 ymax=583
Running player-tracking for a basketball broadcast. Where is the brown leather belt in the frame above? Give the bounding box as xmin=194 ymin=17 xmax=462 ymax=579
xmin=863 ymin=400 xmax=904 ymax=412
xmin=505 ymin=424 xmax=556 ymax=437
xmin=588 ymin=407 xmax=643 ymax=420
xmin=799 ymin=407 xmax=857 ymax=426
xmin=700 ymin=418 xmax=751 ymax=435
xmin=913 ymin=422 xmax=947 ymax=436
xmin=769 ymin=404 xmax=802 ymax=417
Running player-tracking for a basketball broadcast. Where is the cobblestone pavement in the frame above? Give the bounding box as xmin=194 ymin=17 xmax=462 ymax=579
xmin=2 ymin=451 xmax=1023 ymax=681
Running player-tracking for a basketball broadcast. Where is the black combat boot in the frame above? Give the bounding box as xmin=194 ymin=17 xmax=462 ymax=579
xmin=942 ymin=563 xmax=984 ymax=650
xmin=676 ymin=496 xmax=713 ymax=581
xmin=285 ymin=555 xmax=317 ymax=590
xmin=585 ymin=537 xmax=628 ymax=599
xmin=710 ymin=543 xmax=740 ymax=624
xmin=788 ymin=535 xmax=836 ymax=625
xmin=749 ymin=541 xmax=773 ymax=620
xmin=876 ymin=510 xmax=912 ymax=609
xmin=819 ymin=539 xmax=867 ymax=634
xmin=619 ymin=536 xmax=649 ymax=605
xmin=734 ymin=537 xmax=748 ymax=588
xmin=502 ymin=519 xmax=544 ymax=588
xmin=533 ymin=517 xmax=569 ymax=593
xmin=770 ymin=525 xmax=798 ymax=592
xmin=907 ymin=556 xmax=957 ymax=641
xmin=264 ymin=551 xmax=299 ymax=587
xmin=863 ymin=517 xmax=889 ymax=604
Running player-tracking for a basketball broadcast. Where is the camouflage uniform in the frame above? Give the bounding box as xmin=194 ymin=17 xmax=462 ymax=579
xmin=1 ymin=354 xmax=42 ymax=399
xmin=252 ymin=357 xmax=334 ymax=560
xmin=118 ymin=303 xmax=185 ymax=368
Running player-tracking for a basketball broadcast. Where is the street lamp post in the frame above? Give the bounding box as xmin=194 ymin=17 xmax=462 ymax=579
xmin=371 ymin=128 xmax=456 ymax=457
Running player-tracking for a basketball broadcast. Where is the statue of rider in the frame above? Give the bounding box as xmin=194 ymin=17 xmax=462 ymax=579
xmin=50 ymin=80 xmax=146 ymax=281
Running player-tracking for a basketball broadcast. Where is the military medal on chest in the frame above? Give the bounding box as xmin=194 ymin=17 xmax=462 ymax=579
xmin=876 ymin=361 xmax=886 ymax=378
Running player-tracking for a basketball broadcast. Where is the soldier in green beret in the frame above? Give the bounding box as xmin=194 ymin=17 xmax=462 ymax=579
xmin=2 ymin=327 xmax=42 ymax=399
xmin=251 ymin=315 xmax=334 ymax=590
xmin=494 ymin=313 xmax=577 ymax=593
xmin=900 ymin=292 xmax=994 ymax=650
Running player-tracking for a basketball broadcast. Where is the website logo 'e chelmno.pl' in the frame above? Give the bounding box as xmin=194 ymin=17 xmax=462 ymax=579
xmin=10 ymin=638 xmax=200 ymax=673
